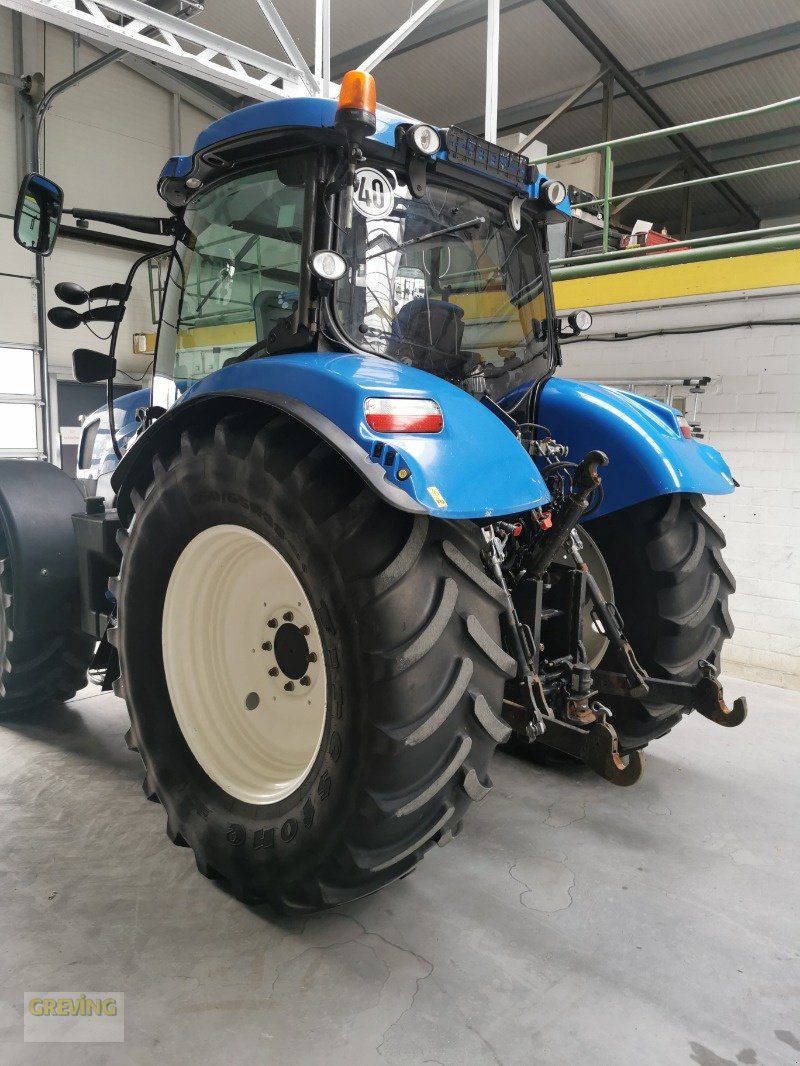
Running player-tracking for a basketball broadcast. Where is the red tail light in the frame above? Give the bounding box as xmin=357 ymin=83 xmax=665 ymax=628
xmin=677 ymin=414 xmax=693 ymax=438
xmin=364 ymin=397 xmax=443 ymax=433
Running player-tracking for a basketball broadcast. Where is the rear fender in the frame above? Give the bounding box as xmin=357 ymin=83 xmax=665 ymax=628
xmin=0 ymin=460 xmax=86 ymax=635
xmin=113 ymin=353 xmax=550 ymax=524
xmin=532 ymin=377 xmax=735 ymax=519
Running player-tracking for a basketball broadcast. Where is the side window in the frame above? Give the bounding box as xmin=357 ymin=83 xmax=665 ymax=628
xmin=156 ymin=158 xmax=309 ymax=389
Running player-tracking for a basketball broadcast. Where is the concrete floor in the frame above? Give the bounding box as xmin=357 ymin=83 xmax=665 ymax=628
xmin=0 ymin=676 xmax=798 ymax=1065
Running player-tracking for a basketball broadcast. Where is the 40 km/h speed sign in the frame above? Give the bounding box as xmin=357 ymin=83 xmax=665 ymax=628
xmin=352 ymin=168 xmax=394 ymax=220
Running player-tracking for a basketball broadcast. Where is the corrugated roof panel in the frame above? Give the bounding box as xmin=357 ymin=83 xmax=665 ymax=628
xmin=648 ymin=53 xmax=800 ymax=148
xmin=378 ymin=2 xmax=594 ymax=127
xmin=565 ymin=0 xmax=800 ymax=69
xmin=716 ymin=147 xmax=800 ymax=207
xmin=538 ymin=94 xmax=654 ymax=156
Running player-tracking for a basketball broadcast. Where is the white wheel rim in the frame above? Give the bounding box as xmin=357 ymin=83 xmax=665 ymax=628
xmin=162 ymin=524 xmax=327 ymax=805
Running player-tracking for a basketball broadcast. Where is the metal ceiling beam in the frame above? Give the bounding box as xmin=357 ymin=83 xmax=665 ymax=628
xmin=359 ymin=0 xmax=446 ymax=74
xmin=331 ymin=0 xmax=534 ymax=77
xmin=610 ymin=161 xmax=681 ymax=218
xmin=254 ymin=0 xmax=318 ymax=94
xmin=616 ymin=125 xmax=800 ymax=184
xmin=638 ymin=21 xmax=800 ymax=88
xmin=46 ymin=1 xmax=232 ymax=121
xmin=466 ymin=21 xmax=800 ymax=140
xmin=314 ymin=0 xmax=330 ymax=97
xmin=519 ymin=66 xmax=605 ymax=148
xmin=536 ymin=0 xmax=759 ymax=225
xmin=1 ymin=0 xmax=313 ymax=101
xmin=104 ymin=0 xmax=236 ymax=118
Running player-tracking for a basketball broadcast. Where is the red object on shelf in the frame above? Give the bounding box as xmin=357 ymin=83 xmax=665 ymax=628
xmin=621 ymin=229 xmax=688 ymax=252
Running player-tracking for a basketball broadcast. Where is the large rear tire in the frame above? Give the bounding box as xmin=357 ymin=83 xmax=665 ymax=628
xmin=111 ymin=410 xmax=512 ymax=911
xmin=0 ymin=533 xmax=94 ymax=715
xmin=585 ymin=492 xmax=735 ymax=751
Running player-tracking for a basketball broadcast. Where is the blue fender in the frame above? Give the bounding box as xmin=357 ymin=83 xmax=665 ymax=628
xmin=114 ymin=353 xmax=550 ymax=521
xmin=516 ymin=377 xmax=736 ymax=519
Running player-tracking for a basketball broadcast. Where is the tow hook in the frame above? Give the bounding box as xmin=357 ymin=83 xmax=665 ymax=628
xmin=695 ymin=659 xmax=748 ymax=727
xmin=582 ymin=717 xmax=645 ymax=787
xmin=594 ymin=662 xmax=748 ymax=729
xmin=533 ymin=711 xmax=645 ymax=787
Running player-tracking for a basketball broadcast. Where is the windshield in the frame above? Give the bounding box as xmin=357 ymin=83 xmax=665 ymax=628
xmin=333 ymin=169 xmax=551 ymax=383
xmin=154 ymin=155 xmax=311 ymax=390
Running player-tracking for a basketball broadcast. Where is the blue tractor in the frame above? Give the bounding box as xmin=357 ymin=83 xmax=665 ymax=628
xmin=1 ymin=72 xmax=745 ymax=911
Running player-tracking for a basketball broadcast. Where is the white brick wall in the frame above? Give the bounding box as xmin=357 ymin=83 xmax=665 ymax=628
xmin=557 ymin=288 xmax=800 ymax=690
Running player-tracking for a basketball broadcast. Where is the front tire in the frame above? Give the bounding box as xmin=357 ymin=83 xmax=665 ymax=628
xmin=111 ymin=411 xmax=512 ymax=911
xmin=585 ymin=492 xmax=735 ymax=750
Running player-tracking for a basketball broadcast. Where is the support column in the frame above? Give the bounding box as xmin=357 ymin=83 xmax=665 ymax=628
xmin=171 ymin=92 xmax=182 ymax=154
xmin=12 ymin=13 xmax=50 ymax=461
xmin=600 ymin=71 xmax=614 ymax=190
xmin=484 ymin=0 xmax=499 ymax=142
xmin=681 ymin=168 xmax=693 ymax=238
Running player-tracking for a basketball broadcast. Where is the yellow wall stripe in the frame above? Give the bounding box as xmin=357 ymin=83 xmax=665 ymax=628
xmin=553 ymin=248 xmax=800 ymax=310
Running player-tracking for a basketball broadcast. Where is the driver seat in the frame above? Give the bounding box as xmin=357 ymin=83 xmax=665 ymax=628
xmin=389 ymin=299 xmax=466 ymax=373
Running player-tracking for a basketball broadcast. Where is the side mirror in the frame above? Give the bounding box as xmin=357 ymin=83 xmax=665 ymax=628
xmin=48 ymin=306 xmax=83 ymax=330
xmin=55 ymin=281 xmax=89 ymax=306
xmin=14 ymin=173 xmax=64 ymax=256
xmin=73 ymin=348 xmax=116 ymax=384
xmin=48 ymin=303 xmax=125 ymax=329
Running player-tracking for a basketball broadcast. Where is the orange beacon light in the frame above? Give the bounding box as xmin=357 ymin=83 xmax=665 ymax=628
xmin=335 ymin=70 xmax=377 ymax=137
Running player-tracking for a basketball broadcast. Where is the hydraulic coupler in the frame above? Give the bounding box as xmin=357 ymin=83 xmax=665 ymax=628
xmin=527 ymin=450 xmax=608 ymax=580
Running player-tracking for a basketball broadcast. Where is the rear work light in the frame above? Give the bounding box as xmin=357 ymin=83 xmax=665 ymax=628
xmin=364 ymin=397 xmax=443 ymax=433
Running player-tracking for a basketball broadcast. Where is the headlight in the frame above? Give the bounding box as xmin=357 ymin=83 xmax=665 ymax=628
xmin=543 ymin=180 xmax=567 ymax=206
xmin=568 ymin=309 xmax=592 ymax=333
xmin=408 ymin=124 xmax=441 ymax=156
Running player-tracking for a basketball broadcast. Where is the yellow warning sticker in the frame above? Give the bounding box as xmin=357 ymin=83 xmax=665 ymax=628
xmin=427 ymin=486 xmax=447 ymax=508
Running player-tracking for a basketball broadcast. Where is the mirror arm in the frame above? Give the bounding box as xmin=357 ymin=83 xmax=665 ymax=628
xmin=106 ymin=246 xmax=166 ymax=460
xmin=65 ymin=208 xmax=177 ymax=237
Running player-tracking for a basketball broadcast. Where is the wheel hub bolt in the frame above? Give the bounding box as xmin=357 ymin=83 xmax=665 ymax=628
xmin=301 ymin=625 xmax=310 ymax=636
xmin=267 ymin=618 xmax=278 ymax=629
xmin=284 ymin=681 xmax=295 ymax=692
xmin=308 ymin=652 xmax=317 ymax=663
xmin=283 ymin=611 xmax=294 ymax=622
xmin=268 ymin=667 xmax=279 ymax=677
xmin=300 ymin=676 xmax=311 ymax=687
xmin=261 ymin=641 xmax=272 ymax=651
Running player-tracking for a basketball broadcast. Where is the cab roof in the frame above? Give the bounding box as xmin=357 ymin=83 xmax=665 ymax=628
xmin=158 ymin=94 xmax=569 ymax=219
xmin=160 ymin=97 xmax=406 ymax=183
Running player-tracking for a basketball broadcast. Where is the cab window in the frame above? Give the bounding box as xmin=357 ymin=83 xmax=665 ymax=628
xmin=155 ymin=156 xmax=310 ymax=387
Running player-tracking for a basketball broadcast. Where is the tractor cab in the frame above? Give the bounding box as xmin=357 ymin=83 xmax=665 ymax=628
xmin=149 ymin=71 xmax=575 ymax=414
